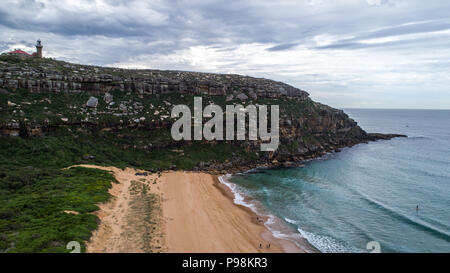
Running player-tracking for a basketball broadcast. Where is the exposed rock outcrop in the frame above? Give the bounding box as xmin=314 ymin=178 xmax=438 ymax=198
xmin=0 ymin=55 xmax=406 ymax=171
xmin=86 ymin=96 xmax=98 ymax=108
xmin=0 ymin=56 xmax=309 ymax=100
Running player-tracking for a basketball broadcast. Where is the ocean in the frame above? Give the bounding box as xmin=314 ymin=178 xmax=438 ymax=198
xmin=220 ymin=109 xmax=450 ymax=253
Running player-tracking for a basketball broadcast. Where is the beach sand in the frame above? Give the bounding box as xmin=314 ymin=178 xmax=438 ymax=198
xmin=71 ymin=165 xmax=303 ymax=253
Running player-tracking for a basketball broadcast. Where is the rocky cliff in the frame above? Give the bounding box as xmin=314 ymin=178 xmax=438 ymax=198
xmin=0 ymin=55 xmax=405 ymax=172
xmin=0 ymin=55 xmax=308 ymax=99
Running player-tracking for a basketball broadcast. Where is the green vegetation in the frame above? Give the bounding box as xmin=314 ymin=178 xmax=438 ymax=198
xmin=0 ymin=125 xmax=254 ymax=252
xmin=128 ymin=180 xmax=161 ymax=252
xmin=0 ymin=84 xmax=316 ymax=125
xmin=0 ymin=54 xmax=358 ymax=253
xmin=0 ymin=55 xmax=328 ymax=252
xmin=0 ymin=165 xmax=115 ymax=253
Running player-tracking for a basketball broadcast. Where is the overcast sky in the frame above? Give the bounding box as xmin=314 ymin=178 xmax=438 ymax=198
xmin=1 ymin=0 xmax=450 ymax=109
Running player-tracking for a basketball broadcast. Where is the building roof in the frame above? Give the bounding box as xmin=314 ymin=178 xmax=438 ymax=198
xmin=8 ymin=49 xmax=31 ymax=56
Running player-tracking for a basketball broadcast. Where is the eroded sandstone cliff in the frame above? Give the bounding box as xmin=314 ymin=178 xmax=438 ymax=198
xmin=0 ymin=55 xmax=405 ymax=172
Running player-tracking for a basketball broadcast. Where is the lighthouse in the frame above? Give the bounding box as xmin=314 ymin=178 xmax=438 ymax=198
xmin=35 ymin=39 xmax=43 ymax=58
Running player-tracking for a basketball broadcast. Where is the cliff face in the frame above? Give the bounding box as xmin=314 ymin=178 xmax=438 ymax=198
xmin=0 ymin=55 xmax=404 ymax=172
xmin=0 ymin=55 xmax=308 ymax=99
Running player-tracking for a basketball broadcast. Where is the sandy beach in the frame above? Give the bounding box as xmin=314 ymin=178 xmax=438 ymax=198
xmin=70 ymin=165 xmax=304 ymax=253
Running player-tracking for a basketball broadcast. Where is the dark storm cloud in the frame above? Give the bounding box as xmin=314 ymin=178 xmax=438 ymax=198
xmin=0 ymin=0 xmax=447 ymax=57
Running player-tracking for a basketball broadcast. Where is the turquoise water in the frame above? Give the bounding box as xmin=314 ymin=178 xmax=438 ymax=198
xmin=226 ymin=109 xmax=450 ymax=253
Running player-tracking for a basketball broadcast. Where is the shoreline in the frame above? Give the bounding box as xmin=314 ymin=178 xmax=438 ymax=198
xmin=190 ymin=134 xmax=407 ymax=176
xmin=160 ymin=171 xmax=295 ymax=253
xmin=74 ymin=165 xmax=304 ymax=253
xmin=216 ymin=174 xmax=318 ymax=253
xmin=212 ymin=175 xmax=306 ymax=253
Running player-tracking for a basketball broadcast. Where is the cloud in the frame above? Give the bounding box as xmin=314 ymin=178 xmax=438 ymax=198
xmin=0 ymin=0 xmax=450 ymax=109
xmin=366 ymin=0 xmax=392 ymax=6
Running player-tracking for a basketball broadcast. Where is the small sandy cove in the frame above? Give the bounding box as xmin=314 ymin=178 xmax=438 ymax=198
xmin=69 ymin=165 xmax=303 ymax=253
